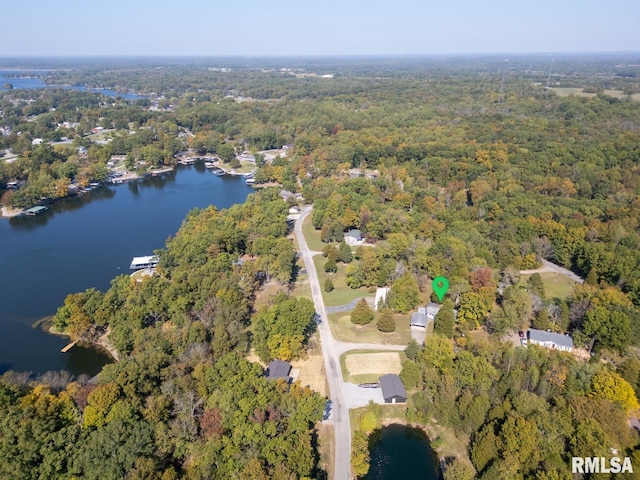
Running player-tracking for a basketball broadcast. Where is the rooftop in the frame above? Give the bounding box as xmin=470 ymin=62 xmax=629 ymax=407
xmin=379 ymin=373 xmax=407 ymax=401
xmin=528 ymin=329 xmax=574 ymax=349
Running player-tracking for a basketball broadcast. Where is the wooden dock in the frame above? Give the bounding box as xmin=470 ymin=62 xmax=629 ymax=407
xmin=61 ymin=339 xmax=78 ymax=353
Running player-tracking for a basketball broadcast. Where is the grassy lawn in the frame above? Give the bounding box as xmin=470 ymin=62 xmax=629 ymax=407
xmin=301 ymin=213 xmax=327 ymax=252
xmin=341 ymin=350 xmax=402 ymax=383
xmin=350 ymin=404 xmax=407 ymax=433
xmin=519 ymin=272 xmax=577 ymax=299
xmin=328 ymin=312 xmax=411 ymax=345
xmin=313 ymin=255 xmax=371 ymax=307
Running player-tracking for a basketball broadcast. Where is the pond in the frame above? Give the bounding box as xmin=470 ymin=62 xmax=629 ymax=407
xmin=366 ymin=424 xmax=440 ymax=480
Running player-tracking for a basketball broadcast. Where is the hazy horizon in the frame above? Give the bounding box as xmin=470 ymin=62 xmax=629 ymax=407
xmin=3 ymin=0 xmax=638 ymax=57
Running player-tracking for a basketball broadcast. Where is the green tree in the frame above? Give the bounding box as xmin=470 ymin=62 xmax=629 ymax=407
xmin=388 ymin=272 xmax=420 ymax=314
xmin=434 ymin=299 xmax=455 ymax=338
xmin=324 ymin=278 xmax=334 ymax=292
xmin=324 ymin=258 xmax=337 ymax=273
xmin=376 ymin=308 xmax=396 ymax=332
xmin=351 ymin=299 xmax=374 ymax=325
xmin=338 ymin=240 xmax=353 ymax=264
xmin=526 ymin=273 xmax=545 ymax=298
xmin=351 ymin=431 xmax=370 ymax=478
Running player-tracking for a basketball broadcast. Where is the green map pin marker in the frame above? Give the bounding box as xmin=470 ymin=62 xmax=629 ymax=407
xmin=432 ymin=276 xmax=449 ymax=302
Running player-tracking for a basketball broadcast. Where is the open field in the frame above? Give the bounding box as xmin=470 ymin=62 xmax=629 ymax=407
xmin=345 ymin=351 xmax=402 ymax=376
xmin=329 ymin=312 xmax=411 ymax=345
xmin=313 ymin=255 xmax=371 ymax=307
xmin=519 ymin=271 xmax=577 ymax=299
xmin=549 ymin=87 xmax=640 ymax=101
xmin=292 ymin=335 xmax=326 ymax=396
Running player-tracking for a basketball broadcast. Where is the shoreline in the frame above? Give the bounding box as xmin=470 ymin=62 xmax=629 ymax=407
xmin=47 ymin=323 xmax=120 ymax=362
xmin=1 ymin=205 xmax=24 ymax=218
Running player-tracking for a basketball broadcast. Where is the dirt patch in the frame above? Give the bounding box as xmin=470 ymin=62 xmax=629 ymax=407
xmin=345 ymin=352 xmax=402 ymax=376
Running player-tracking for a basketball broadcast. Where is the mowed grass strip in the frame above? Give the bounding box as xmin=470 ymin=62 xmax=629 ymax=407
xmin=345 ymin=352 xmax=402 ymax=375
xmin=301 ymin=213 xmax=327 ymax=252
xmin=519 ymin=272 xmax=577 ymax=299
xmin=329 ymin=313 xmax=410 ymax=345
xmin=313 ymin=255 xmax=371 ymax=307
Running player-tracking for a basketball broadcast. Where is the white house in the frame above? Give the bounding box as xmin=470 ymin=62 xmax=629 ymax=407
xmin=527 ymin=329 xmax=573 ymax=352
xmin=374 ymin=287 xmax=389 ymax=311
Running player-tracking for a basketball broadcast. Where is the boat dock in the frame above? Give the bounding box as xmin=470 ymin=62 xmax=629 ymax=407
xmin=130 ymin=255 xmax=159 ymax=270
xmin=61 ymin=339 xmax=79 ymax=352
xmin=23 ymin=206 xmax=48 ymax=216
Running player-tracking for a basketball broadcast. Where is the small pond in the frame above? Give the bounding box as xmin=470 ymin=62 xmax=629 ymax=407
xmin=365 ymin=424 xmax=440 ymax=480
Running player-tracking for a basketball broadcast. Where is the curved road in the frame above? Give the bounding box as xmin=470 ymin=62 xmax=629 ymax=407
xmin=520 ymin=259 xmax=584 ymax=284
xmin=295 ymin=206 xmax=408 ymax=479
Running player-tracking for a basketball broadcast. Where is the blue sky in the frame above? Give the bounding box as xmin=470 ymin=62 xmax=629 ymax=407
xmin=3 ymin=0 xmax=638 ymax=56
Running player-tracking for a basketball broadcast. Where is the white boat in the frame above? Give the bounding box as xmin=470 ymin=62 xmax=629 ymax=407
xmin=214 ymin=169 xmax=226 ymax=176
xmin=204 ymin=161 xmax=216 ymax=168
xmin=245 ymin=178 xmax=255 ymax=185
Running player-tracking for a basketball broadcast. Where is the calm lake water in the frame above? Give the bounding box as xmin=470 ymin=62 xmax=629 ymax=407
xmin=0 ymin=165 xmax=252 ymax=377
xmin=366 ymin=425 xmax=439 ymax=480
xmin=0 ymin=71 xmax=141 ymax=99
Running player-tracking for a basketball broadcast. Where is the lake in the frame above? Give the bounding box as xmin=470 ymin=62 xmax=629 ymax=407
xmin=0 ymin=165 xmax=252 ymax=377
xmin=366 ymin=424 xmax=439 ymax=480
xmin=0 ymin=71 xmax=141 ymax=99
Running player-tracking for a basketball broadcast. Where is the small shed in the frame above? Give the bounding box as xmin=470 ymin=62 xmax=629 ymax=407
xmin=266 ymin=359 xmax=292 ymax=383
xmin=379 ymin=374 xmax=407 ymax=404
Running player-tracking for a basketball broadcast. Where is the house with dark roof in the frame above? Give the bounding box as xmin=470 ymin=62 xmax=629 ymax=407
xmin=379 ymin=374 xmax=407 ymax=404
xmin=266 ymin=359 xmax=292 ymax=382
xmin=527 ymin=329 xmax=573 ymax=352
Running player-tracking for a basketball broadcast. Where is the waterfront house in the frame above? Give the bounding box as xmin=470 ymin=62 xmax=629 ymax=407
xmin=527 ymin=329 xmax=573 ymax=352
xmin=379 ymin=374 xmax=407 ymax=404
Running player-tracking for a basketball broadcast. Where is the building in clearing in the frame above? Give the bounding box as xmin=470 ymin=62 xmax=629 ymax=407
xmin=527 ymin=329 xmax=573 ymax=352
xmin=344 ymin=229 xmax=364 ymax=246
xmin=266 ymin=359 xmax=292 ymax=383
xmin=410 ymin=309 xmax=429 ymax=328
xmin=379 ymin=374 xmax=407 ymax=404
xmin=425 ymin=302 xmax=441 ymax=320
xmin=374 ymin=287 xmax=390 ymax=311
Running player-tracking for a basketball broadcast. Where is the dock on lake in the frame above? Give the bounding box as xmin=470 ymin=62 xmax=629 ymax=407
xmin=61 ymin=339 xmax=78 ymax=352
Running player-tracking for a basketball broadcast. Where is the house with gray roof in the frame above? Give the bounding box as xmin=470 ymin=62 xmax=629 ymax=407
xmin=527 ymin=329 xmax=573 ymax=352
xmin=344 ymin=229 xmax=363 ymax=246
xmin=410 ymin=310 xmax=429 ymax=328
xmin=379 ymin=374 xmax=407 ymax=404
xmin=425 ymin=302 xmax=441 ymax=320
xmin=266 ymin=359 xmax=292 ymax=382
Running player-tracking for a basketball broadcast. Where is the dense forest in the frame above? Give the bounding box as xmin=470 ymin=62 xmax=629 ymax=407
xmin=1 ymin=54 xmax=640 ymax=478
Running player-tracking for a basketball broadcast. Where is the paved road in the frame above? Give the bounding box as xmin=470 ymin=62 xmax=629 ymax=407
xmin=296 ymin=207 xmax=352 ymax=480
xmin=295 ymin=207 xmax=410 ymax=479
xmin=520 ymin=259 xmax=584 ymax=284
